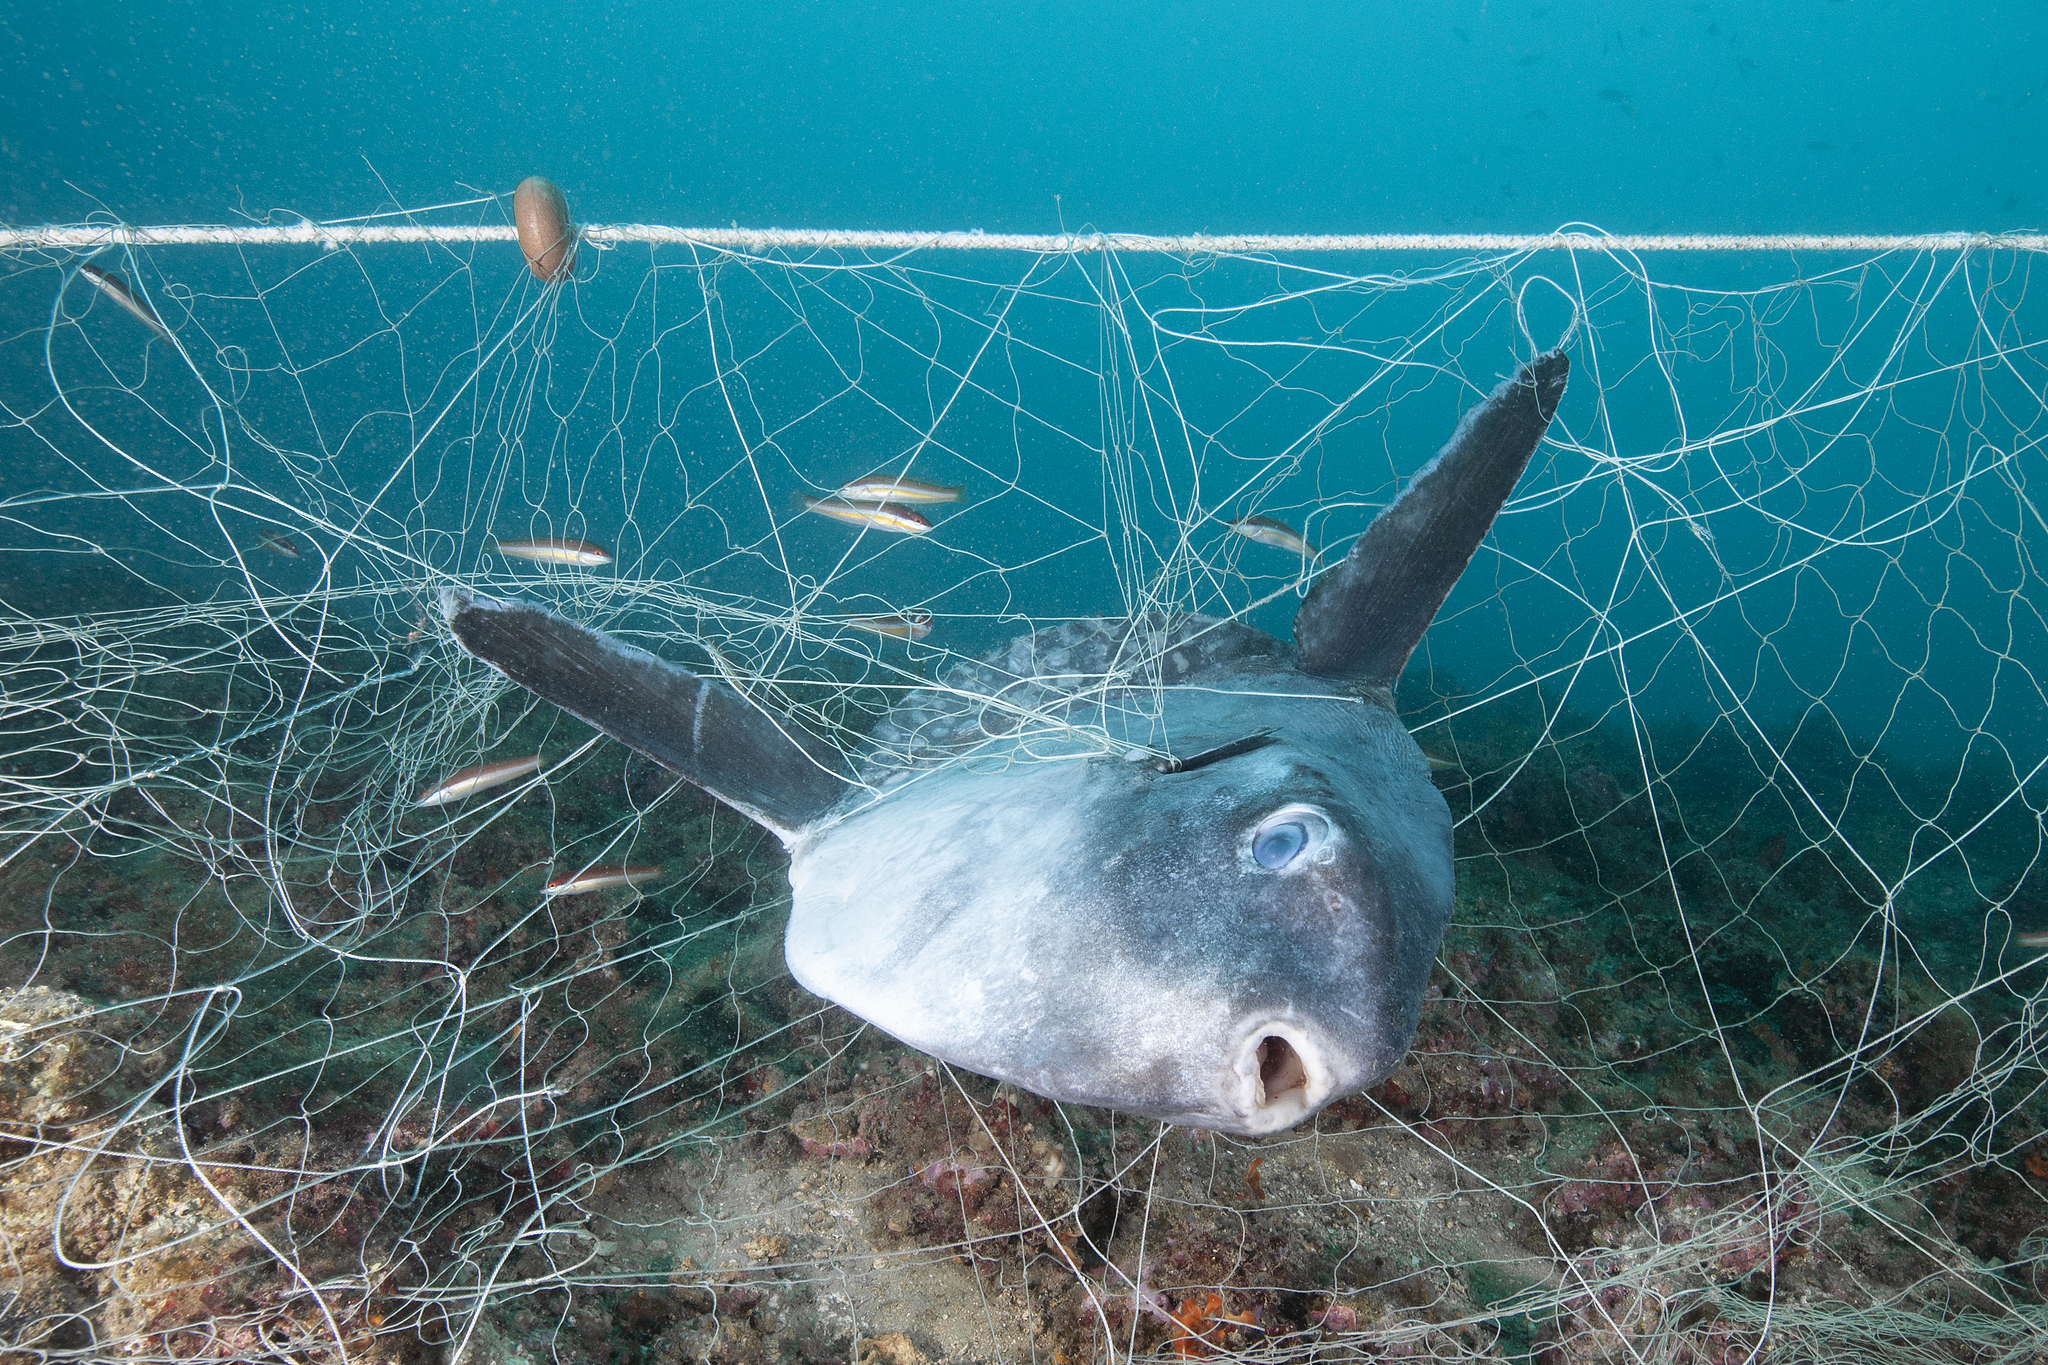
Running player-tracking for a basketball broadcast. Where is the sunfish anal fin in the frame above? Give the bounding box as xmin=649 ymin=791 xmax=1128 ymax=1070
xmin=441 ymin=591 xmax=850 ymax=842
xmin=1293 ymin=349 xmax=1568 ymax=685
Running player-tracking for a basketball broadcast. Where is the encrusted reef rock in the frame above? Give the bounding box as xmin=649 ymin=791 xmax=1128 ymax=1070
xmin=0 ymin=986 xmax=410 ymax=1361
xmin=0 ymin=985 xmax=119 ymax=1127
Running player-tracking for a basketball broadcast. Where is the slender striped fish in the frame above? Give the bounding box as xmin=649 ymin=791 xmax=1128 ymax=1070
xmin=415 ymin=754 xmax=544 ymax=807
xmin=843 ymin=608 xmax=934 ymax=641
xmin=493 ymin=537 xmax=614 ymax=567
xmin=800 ymin=496 xmax=933 ymax=536
xmin=79 ymin=264 xmax=175 ymax=345
xmin=544 ymin=864 xmax=664 ymax=896
xmin=2018 ymin=929 xmax=2048 ymax=949
xmin=258 ymin=530 xmax=302 ymax=560
xmin=836 ymin=473 xmax=966 ymax=504
xmin=1227 ymin=515 xmax=1320 ymax=561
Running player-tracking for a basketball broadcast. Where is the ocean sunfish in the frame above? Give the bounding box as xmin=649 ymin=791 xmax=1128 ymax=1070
xmin=443 ymin=350 xmax=1569 ymax=1136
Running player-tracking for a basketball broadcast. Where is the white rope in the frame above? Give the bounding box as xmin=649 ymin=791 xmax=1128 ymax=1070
xmin=3 ymin=222 xmax=2044 ymax=254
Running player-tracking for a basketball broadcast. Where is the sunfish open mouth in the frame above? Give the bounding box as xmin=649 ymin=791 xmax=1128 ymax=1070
xmin=1229 ymin=1021 xmax=1328 ymax=1133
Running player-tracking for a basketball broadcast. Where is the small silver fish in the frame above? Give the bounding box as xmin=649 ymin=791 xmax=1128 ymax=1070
xmin=1227 ymin=515 xmax=1320 ymax=561
xmin=544 ymin=864 xmax=663 ymax=896
xmin=78 ymin=263 xmax=174 ymax=345
xmin=842 ymin=609 xmax=934 ymax=641
xmin=801 ymin=496 xmax=933 ymax=536
xmin=493 ymin=537 xmax=614 ymax=567
xmin=2017 ymin=929 xmax=2048 ymax=950
xmin=835 ymin=474 xmax=965 ymax=504
xmin=258 ymin=530 xmax=302 ymax=560
xmin=415 ymin=755 xmax=544 ymax=806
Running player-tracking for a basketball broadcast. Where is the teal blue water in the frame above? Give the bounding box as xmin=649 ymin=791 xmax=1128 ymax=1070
xmin=2 ymin=1 xmax=2039 ymax=234
xmin=2 ymin=0 xmax=2043 ymax=904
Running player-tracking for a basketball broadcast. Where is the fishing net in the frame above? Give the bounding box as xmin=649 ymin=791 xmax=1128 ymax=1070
xmin=1 ymin=203 xmax=2045 ymax=1365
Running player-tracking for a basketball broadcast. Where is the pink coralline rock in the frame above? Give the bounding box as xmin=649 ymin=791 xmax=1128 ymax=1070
xmin=916 ymin=1156 xmax=993 ymax=1196
xmin=1312 ymin=1303 xmax=1360 ymax=1332
xmin=789 ymin=1111 xmax=870 ymax=1158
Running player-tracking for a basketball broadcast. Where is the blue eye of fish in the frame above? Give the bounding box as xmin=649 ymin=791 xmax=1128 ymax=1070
xmin=1254 ymin=822 xmax=1306 ymax=869
xmin=1251 ymin=809 xmax=1329 ymax=870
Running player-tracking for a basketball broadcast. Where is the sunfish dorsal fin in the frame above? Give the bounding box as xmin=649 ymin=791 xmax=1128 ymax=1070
xmin=441 ymin=591 xmax=851 ymax=843
xmin=1294 ymin=350 xmax=1568 ymax=684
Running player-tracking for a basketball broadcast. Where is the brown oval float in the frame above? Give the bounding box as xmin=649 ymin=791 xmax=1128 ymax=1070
xmin=513 ymin=176 xmax=577 ymax=283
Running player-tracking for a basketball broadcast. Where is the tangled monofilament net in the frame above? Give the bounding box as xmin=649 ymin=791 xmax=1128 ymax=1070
xmin=0 ymin=206 xmax=2045 ymax=1365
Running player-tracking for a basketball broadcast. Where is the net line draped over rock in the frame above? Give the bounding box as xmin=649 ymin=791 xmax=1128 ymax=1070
xmin=0 ymin=203 xmax=2046 ymax=1365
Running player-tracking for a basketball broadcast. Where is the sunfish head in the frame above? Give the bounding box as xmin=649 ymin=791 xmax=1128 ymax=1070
xmin=785 ymin=701 xmax=1451 ymax=1137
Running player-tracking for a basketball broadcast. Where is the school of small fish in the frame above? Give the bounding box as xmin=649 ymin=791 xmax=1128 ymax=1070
xmin=407 ymin=465 xmax=1320 ymax=889
xmin=53 ymin=265 xmax=1376 ymax=950
xmin=410 ymin=471 xmax=1326 ymax=910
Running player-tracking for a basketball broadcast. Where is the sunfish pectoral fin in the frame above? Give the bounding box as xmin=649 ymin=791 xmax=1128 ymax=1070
xmin=1293 ymin=349 xmax=1569 ymax=684
xmin=441 ymin=590 xmax=851 ymax=843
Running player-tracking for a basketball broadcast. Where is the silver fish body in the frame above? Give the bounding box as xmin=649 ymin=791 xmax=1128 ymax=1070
xmin=800 ymin=497 xmax=933 ymax=535
xmin=416 ymin=754 xmax=544 ymax=806
xmin=835 ymin=474 xmax=965 ymax=504
xmin=79 ymin=264 xmax=175 ymax=345
xmin=1228 ymin=515 xmax=1319 ymax=560
xmin=841 ymin=609 xmax=933 ymax=641
xmin=494 ymin=538 xmax=614 ymax=567
xmin=544 ymin=864 xmax=663 ymax=895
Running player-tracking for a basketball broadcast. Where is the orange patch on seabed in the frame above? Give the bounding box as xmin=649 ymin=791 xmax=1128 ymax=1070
xmin=1168 ymin=1292 xmax=1261 ymax=1359
xmin=2024 ymin=1150 xmax=2048 ymax=1179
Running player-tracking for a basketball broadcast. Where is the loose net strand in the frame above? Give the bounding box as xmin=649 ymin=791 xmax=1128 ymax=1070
xmin=0 ymin=204 xmax=2045 ymax=1365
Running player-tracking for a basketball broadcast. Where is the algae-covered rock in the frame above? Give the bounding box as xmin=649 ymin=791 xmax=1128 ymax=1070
xmin=0 ymin=986 xmax=413 ymax=1361
xmin=0 ymin=985 xmax=118 ymax=1127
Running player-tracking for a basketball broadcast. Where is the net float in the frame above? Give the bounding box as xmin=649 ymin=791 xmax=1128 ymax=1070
xmin=514 ymin=176 xmax=578 ymax=283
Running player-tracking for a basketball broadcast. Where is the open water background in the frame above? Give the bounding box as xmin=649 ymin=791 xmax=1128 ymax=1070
xmin=0 ymin=1 xmax=2041 ymax=787
xmin=0 ymin=0 xmax=2040 ymax=236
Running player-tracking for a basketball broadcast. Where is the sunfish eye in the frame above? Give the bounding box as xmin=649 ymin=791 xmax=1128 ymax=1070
xmin=1251 ymin=807 xmax=1329 ymax=870
xmin=1254 ymin=822 xmax=1306 ymax=869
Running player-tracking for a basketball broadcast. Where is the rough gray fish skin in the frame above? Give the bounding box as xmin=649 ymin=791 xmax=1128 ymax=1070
xmin=788 ymin=614 xmax=1446 ymax=1134
xmin=443 ymin=594 xmax=847 ymax=839
xmin=442 ymin=350 xmax=1568 ymax=1136
xmin=1296 ymin=349 xmax=1569 ymax=682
